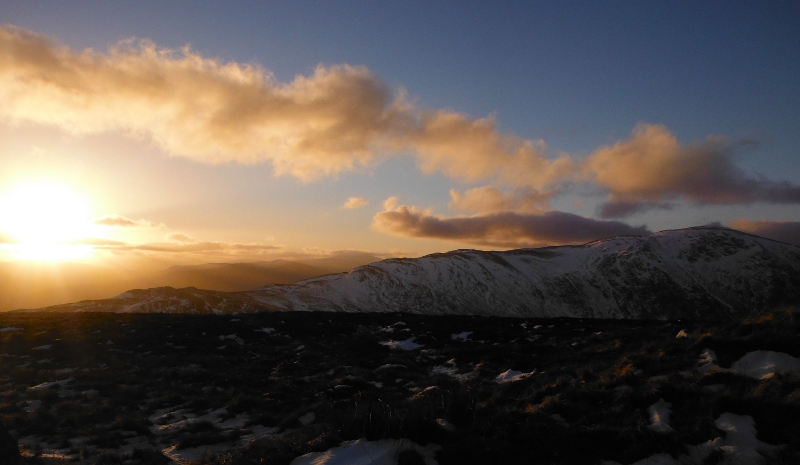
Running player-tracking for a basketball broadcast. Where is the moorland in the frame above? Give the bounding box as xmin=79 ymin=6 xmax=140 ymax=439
xmin=1 ymin=307 xmax=799 ymax=464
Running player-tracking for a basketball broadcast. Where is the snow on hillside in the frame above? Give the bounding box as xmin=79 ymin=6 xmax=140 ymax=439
xmin=246 ymin=227 xmax=800 ymax=319
xmin=31 ymin=227 xmax=800 ymax=319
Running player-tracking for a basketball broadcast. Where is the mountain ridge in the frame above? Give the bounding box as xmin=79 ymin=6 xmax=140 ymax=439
xmin=27 ymin=227 xmax=800 ymax=319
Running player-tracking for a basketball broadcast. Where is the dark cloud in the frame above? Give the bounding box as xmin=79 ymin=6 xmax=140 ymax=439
xmin=728 ymin=219 xmax=800 ymax=246
xmin=586 ymin=124 xmax=800 ymax=217
xmin=597 ymin=201 xmax=675 ymax=219
xmin=373 ymin=201 xmax=650 ymax=248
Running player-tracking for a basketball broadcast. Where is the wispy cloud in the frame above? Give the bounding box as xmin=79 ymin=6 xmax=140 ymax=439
xmin=0 ymin=25 xmax=568 ymax=186
xmin=343 ymin=197 xmax=369 ymax=209
xmin=728 ymin=219 xmax=800 ymax=246
xmin=373 ymin=199 xmax=649 ymax=248
xmin=66 ymin=237 xmax=127 ymax=246
xmin=77 ymin=231 xmax=283 ymax=255
xmin=94 ymin=214 xmax=161 ymax=228
xmin=584 ymin=124 xmax=800 ymax=217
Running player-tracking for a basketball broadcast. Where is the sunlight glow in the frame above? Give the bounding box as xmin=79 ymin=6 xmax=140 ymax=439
xmin=0 ymin=182 xmax=97 ymax=261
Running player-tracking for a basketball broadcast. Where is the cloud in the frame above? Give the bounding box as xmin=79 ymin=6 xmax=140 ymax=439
xmin=728 ymin=219 xmax=800 ymax=246
xmin=597 ymin=201 xmax=675 ymax=219
xmin=165 ymin=232 xmax=195 ymax=243
xmin=373 ymin=199 xmax=650 ymax=248
xmin=132 ymin=241 xmax=282 ymax=254
xmin=71 ymin=231 xmax=282 ymax=255
xmin=343 ymin=197 xmax=369 ymax=209
xmin=449 ymin=186 xmax=550 ymax=213
xmin=0 ymin=25 xmax=568 ymax=186
xmin=94 ymin=214 xmax=160 ymax=228
xmin=65 ymin=237 xmax=127 ymax=246
xmin=585 ymin=124 xmax=800 ymax=217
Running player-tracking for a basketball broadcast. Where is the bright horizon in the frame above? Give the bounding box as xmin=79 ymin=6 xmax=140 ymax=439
xmin=1 ymin=2 xmax=799 ymax=270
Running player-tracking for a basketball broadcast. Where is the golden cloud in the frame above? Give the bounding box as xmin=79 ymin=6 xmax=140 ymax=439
xmin=449 ymin=186 xmax=551 ymax=213
xmin=0 ymin=25 xmax=567 ymax=186
xmin=343 ymin=197 xmax=369 ymax=209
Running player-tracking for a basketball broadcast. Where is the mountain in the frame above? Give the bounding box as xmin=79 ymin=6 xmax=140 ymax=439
xmin=38 ymin=286 xmax=279 ymax=314
xmin=245 ymin=227 xmax=800 ymax=320
xmin=28 ymin=227 xmax=800 ymax=319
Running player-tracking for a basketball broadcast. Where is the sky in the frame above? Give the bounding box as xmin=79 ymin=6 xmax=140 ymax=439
xmin=0 ymin=1 xmax=799 ymax=269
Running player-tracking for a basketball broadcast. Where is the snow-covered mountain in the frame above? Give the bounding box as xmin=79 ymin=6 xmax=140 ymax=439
xmin=30 ymin=227 xmax=800 ymax=319
xmin=245 ymin=227 xmax=800 ymax=319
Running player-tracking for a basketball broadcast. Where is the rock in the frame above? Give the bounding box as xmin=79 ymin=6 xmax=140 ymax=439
xmin=0 ymin=420 xmax=21 ymax=465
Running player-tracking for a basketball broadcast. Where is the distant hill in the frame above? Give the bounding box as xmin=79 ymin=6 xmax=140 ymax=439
xmin=0 ymin=261 xmax=133 ymax=312
xmin=0 ymin=252 xmax=381 ymax=311
xmin=146 ymin=260 xmax=329 ymax=292
xmin=144 ymin=252 xmax=382 ymax=292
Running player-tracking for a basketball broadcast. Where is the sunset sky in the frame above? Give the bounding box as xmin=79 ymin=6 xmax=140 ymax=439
xmin=1 ymin=1 xmax=799 ymax=268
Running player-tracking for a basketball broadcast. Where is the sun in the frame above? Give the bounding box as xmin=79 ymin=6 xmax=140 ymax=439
xmin=0 ymin=182 xmax=97 ymax=261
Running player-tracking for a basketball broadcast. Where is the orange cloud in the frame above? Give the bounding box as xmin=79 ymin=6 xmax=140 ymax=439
xmin=449 ymin=186 xmax=550 ymax=213
xmin=728 ymin=219 xmax=800 ymax=246
xmin=584 ymin=124 xmax=800 ymax=217
xmin=373 ymin=199 xmax=649 ymax=248
xmin=343 ymin=197 xmax=369 ymax=209
xmin=0 ymin=25 xmax=567 ymax=186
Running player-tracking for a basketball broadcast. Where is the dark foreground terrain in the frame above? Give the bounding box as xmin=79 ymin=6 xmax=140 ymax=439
xmin=1 ymin=309 xmax=799 ymax=464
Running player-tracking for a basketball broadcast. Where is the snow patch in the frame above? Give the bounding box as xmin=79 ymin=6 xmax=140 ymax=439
xmin=436 ymin=418 xmax=455 ymax=432
xmin=451 ymin=332 xmax=472 ymax=341
xmin=697 ymin=348 xmax=719 ymax=373
xmin=684 ymin=413 xmax=784 ymax=464
xmin=298 ymin=412 xmax=315 ymax=426
xmin=380 ymin=337 xmax=423 ymax=350
xmin=374 ymin=364 xmax=406 ymax=371
xmin=646 ymin=399 xmax=673 ymax=434
xmin=731 ymin=350 xmax=800 ymax=379
xmin=219 ymin=334 xmax=244 ymax=345
xmin=0 ymin=327 xmax=22 ymax=332
xmin=29 ymin=378 xmax=74 ymax=392
xmin=494 ymin=369 xmax=535 ymax=384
